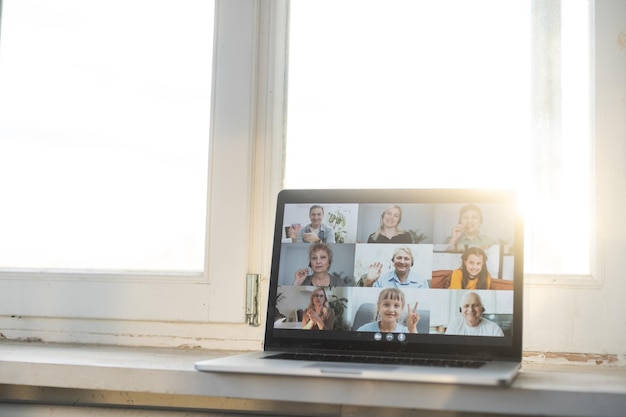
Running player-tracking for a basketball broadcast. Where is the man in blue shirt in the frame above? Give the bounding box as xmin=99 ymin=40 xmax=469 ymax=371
xmin=289 ymin=205 xmax=335 ymax=244
xmin=363 ymin=247 xmax=428 ymax=288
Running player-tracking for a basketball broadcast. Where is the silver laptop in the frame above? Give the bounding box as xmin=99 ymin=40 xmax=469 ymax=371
xmin=196 ymin=189 xmax=523 ymax=386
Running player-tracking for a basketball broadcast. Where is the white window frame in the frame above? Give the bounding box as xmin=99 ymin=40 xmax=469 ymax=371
xmin=0 ymin=0 xmax=286 ymax=349
xmin=525 ymin=0 xmax=598 ymax=289
xmin=0 ymin=0 xmax=623 ymax=354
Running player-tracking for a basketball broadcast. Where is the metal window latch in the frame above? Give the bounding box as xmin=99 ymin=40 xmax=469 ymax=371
xmin=246 ymin=274 xmax=261 ymax=326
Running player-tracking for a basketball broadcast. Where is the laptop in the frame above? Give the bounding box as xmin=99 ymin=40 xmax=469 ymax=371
xmin=195 ymin=189 xmax=523 ymax=386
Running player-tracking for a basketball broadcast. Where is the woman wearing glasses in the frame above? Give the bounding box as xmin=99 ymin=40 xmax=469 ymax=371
xmin=301 ymin=287 xmax=335 ymax=330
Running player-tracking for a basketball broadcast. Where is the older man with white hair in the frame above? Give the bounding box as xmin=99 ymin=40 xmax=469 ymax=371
xmin=445 ymin=292 xmax=504 ymax=337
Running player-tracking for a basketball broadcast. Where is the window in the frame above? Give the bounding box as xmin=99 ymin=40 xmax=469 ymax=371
xmin=0 ymin=1 xmax=623 ymax=354
xmin=0 ymin=0 xmax=213 ymax=272
xmin=285 ymin=0 xmax=592 ymax=277
xmin=0 ymin=1 xmax=272 ymax=347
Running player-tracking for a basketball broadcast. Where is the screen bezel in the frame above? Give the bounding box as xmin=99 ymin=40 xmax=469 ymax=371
xmin=263 ymin=189 xmax=524 ymax=361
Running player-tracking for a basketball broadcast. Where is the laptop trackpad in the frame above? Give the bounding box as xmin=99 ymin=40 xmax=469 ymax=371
xmin=309 ymin=362 xmax=398 ymax=374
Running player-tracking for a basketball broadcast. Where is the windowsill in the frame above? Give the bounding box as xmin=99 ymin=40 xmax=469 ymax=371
xmin=0 ymin=341 xmax=625 ymax=417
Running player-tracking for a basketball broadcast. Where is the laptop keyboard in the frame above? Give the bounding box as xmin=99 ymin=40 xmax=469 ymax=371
xmin=266 ymin=352 xmax=485 ymax=369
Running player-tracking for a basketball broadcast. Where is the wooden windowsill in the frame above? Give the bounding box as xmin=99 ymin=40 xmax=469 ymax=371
xmin=0 ymin=341 xmax=624 ymax=417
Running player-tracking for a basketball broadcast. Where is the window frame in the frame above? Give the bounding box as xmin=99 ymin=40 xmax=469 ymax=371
xmin=0 ymin=0 xmax=621 ymax=353
xmin=525 ymin=0 xmax=606 ymax=289
xmin=0 ymin=0 xmax=285 ymax=348
xmin=525 ymin=0 xmax=598 ymax=288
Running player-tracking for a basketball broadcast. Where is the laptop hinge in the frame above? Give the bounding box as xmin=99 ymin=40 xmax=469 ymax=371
xmin=246 ymin=273 xmax=261 ymax=326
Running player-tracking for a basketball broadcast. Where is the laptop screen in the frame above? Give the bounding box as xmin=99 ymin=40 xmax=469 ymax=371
xmin=265 ymin=189 xmax=523 ymax=361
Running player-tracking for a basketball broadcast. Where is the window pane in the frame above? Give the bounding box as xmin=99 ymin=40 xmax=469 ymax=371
xmin=285 ymin=0 xmax=590 ymax=275
xmin=0 ymin=0 xmax=214 ymax=271
xmin=286 ymin=0 xmax=531 ymax=189
xmin=526 ymin=0 xmax=591 ymax=275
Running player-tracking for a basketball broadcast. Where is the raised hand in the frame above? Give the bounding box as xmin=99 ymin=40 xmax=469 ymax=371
xmin=293 ymin=268 xmax=308 ymax=285
xmin=449 ymin=224 xmax=464 ymax=246
xmin=288 ymin=224 xmax=302 ymax=242
xmin=302 ymin=232 xmax=318 ymax=243
xmin=364 ymin=262 xmax=383 ymax=287
xmin=406 ymin=302 xmax=420 ymax=333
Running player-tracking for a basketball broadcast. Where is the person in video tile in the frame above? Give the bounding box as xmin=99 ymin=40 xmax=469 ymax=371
xmin=293 ymin=243 xmax=345 ymax=287
xmin=445 ymin=292 xmax=504 ymax=337
xmin=362 ymin=247 xmax=428 ymax=288
xmin=357 ymin=288 xmax=420 ymax=334
xmin=301 ymin=287 xmax=335 ymax=330
xmin=288 ymin=205 xmax=335 ymax=244
xmin=367 ymin=205 xmax=412 ymax=243
xmin=444 ymin=204 xmax=496 ymax=252
xmin=448 ymin=247 xmax=492 ymax=290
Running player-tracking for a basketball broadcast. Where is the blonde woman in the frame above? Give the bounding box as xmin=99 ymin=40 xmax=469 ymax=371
xmin=302 ymin=287 xmax=335 ymax=330
xmin=367 ymin=205 xmax=412 ymax=243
